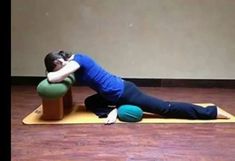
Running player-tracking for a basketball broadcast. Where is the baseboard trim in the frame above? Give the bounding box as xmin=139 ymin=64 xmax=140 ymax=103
xmin=11 ymin=76 xmax=235 ymax=88
xmin=11 ymin=76 xmax=46 ymax=86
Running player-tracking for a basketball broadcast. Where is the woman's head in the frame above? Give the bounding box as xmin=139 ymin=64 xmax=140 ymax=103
xmin=44 ymin=50 xmax=72 ymax=72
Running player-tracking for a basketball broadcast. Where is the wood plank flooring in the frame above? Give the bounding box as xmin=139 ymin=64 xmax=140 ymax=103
xmin=11 ymin=85 xmax=235 ymax=161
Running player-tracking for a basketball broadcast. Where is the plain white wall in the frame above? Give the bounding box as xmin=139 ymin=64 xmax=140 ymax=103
xmin=11 ymin=0 xmax=235 ymax=79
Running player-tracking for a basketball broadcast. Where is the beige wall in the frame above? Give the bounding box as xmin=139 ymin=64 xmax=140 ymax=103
xmin=11 ymin=0 xmax=235 ymax=79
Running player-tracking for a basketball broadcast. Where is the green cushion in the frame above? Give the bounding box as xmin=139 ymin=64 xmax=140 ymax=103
xmin=117 ymin=105 xmax=143 ymax=122
xmin=37 ymin=74 xmax=75 ymax=99
xmin=64 ymin=74 xmax=76 ymax=85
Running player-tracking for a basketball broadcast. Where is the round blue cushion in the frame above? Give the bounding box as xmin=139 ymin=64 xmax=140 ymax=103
xmin=117 ymin=105 xmax=143 ymax=122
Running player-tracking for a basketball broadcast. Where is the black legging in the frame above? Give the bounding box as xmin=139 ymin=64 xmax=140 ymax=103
xmin=85 ymin=80 xmax=217 ymax=119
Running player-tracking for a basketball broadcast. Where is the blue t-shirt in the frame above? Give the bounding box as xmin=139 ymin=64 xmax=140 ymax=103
xmin=73 ymin=53 xmax=124 ymax=102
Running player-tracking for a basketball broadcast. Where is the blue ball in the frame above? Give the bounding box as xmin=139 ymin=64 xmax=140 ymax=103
xmin=117 ymin=105 xmax=143 ymax=122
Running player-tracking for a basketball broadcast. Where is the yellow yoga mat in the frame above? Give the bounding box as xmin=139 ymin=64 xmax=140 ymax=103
xmin=22 ymin=103 xmax=235 ymax=124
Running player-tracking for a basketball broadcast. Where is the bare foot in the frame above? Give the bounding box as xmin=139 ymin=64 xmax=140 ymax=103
xmin=216 ymin=107 xmax=231 ymax=119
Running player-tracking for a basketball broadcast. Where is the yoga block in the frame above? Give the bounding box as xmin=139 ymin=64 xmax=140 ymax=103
xmin=42 ymin=98 xmax=64 ymax=120
xmin=37 ymin=74 xmax=75 ymax=120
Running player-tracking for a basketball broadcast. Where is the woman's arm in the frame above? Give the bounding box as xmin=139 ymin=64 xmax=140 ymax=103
xmin=47 ymin=61 xmax=80 ymax=83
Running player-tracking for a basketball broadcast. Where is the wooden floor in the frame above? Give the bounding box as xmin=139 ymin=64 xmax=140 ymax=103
xmin=11 ymin=85 xmax=235 ymax=161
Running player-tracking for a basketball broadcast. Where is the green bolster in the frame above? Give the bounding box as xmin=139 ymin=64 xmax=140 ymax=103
xmin=37 ymin=74 xmax=75 ymax=99
xmin=65 ymin=74 xmax=76 ymax=85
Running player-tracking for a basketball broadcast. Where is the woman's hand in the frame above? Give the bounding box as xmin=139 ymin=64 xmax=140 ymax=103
xmin=105 ymin=108 xmax=117 ymax=125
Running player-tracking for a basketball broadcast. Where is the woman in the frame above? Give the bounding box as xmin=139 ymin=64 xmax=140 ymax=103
xmin=44 ymin=50 xmax=230 ymax=124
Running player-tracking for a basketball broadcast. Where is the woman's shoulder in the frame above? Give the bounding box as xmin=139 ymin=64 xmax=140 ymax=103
xmin=73 ymin=52 xmax=88 ymax=58
xmin=74 ymin=52 xmax=95 ymax=60
xmin=72 ymin=52 xmax=94 ymax=65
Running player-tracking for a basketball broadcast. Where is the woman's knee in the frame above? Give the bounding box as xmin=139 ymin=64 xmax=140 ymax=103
xmin=84 ymin=94 xmax=99 ymax=108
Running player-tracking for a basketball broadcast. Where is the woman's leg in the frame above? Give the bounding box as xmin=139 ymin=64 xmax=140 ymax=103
xmin=117 ymin=81 xmax=217 ymax=119
xmin=84 ymin=93 xmax=115 ymax=118
xmin=161 ymin=102 xmax=217 ymax=119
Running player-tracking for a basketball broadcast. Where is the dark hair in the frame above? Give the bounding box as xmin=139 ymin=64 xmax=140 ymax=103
xmin=44 ymin=50 xmax=72 ymax=72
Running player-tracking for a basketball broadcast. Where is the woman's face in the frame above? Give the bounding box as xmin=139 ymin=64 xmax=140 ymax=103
xmin=53 ymin=58 xmax=68 ymax=71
